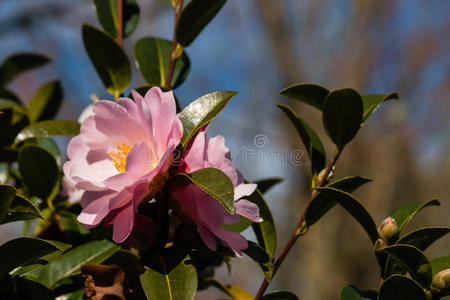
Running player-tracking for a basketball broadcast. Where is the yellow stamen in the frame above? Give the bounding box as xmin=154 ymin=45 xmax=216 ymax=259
xmin=108 ymin=142 xmax=131 ymax=173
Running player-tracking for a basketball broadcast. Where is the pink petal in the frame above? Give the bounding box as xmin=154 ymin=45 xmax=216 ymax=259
xmin=77 ymin=190 xmax=116 ymax=226
xmin=198 ymin=226 xmax=218 ymax=251
xmin=234 ymin=199 xmax=263 ymax=223
xmin=234 ymin=183 xmax=257 ymax=200
xmin=111 ymin=202 xmax=135 ymax=243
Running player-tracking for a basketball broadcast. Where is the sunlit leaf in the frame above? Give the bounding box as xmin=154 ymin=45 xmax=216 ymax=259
xmin=389 ymin=199 xmax=440 ymax=233
xmin=179 ymin=91 xmax=238 ymax=148
xmin=361 ymin=92 xmax=398 ymax=123
xmin=14 ymin=120 xmax=80 ymax=145
xmin=134 ymin=37 xmax=190 ymax=89
xmin=27 ymin=80 xmax=63 ymax=122
xmin=174 ymin=168 xmax=234 ymax=214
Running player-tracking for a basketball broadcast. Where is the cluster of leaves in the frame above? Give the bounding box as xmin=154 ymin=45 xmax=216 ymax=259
xmin=0 ymin=1 xmax=448 ymax=300
xmin=278 ymin=84 xmax=449 ymax=300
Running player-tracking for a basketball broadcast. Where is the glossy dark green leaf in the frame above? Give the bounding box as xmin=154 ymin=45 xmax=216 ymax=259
xmin=249 ymin=188 xmax=277 ymax=264
xmin=339 ymin=285 xmax=377 ymax=300
xmin=397 ymin=227 xmax=450 ymax=251
xmin=134 ymin=37 xmax=191 ymax=89
xmin=140 ymin=255 xmax=197 ymax=300
xmin=305 ymin=176 xmax=372 ymax=227
xmin=389 ymin=199 xmax=440 ymax=233
xmin=379 ymin=244 xmax=432 ymax=287
xmin=0 ymin=185 xmax=16 ymax=223
xmin=255 ymin=177 xmax=283 ymax=194
xmin=385 ymin=227 xmax=450 ymax=280
xmin=262 ymin=290 xmax=299 ymax=300
xmin=18 ymin=145 xmax=59 ymax=200
xmin=322 ymin=89 xmax=363 ymax=149
xmin=14 ymin=120 xmax=80 ymax=144
xmin=179 ymin=91 xmax=238 ymax=147
xmin=0 ymin=237 xmax=63 ymax=277
xmin=2 ymin=194 xmax=43 ymax=224
xmin=0 ymin=53 xmax=50 ymax=85
xmin=27 ymin=80 xmax=63 ymax=122
xmin=31 ymin=240 xmax=119 ymax=287
xmin=243 ymin=241 xmax=272 ymax=281
xmin=0 ymin=107 xmax=30 ymax=147
xmin=24 ymin=137 xmax=61 ymax=166
xmin=82 ymin=24 xmax=131 ymax=97
xmin=430 ymin=256 xmax=450 ymax=276
xmin=279 ymin=83 xmax=329 ymax=110
xmin=361 ymin=92 xmax=398 ymax=123
xmin=379 ymin=275 xmax=427 ymax=300
xmin=313 ymin=187 xmax=378 ymax=242
xmin=174 ymin=168 xmax=234 ymax=214
xmin=176 ymin=0 xmax=227 ymax=47
xmin=92 ymin=0 xmax=140 ymax=38
xmin=278 ymin=104 xmax=326 ymax=173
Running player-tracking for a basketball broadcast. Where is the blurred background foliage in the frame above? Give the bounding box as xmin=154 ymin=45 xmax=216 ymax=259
xmin=0 ymin=0 xmax=448 ymax=299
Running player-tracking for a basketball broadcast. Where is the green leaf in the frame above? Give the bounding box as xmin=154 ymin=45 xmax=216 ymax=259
xmin=313 ymin=187 xmax=378 ymax=242
xmin=243 ymin=241 xmax=272 ymax=282
xmin=379 ymin=275 xmax=427 ymax=300
xmin=66 ymin=289 xmax=85 ymax=300
xmin=179 ymin=91 xmax=238 ymax=148
xmin=379 ymin=244 xmax=432 ymax=287
xmin=0 ymin=185 xmax=16 ymax=223
xmin=14 ymin=120 xmax=80 ymax=145
xmin=174 ymin=168 xmax=234 ymax=214
xmin=24 ymin=137 xmax=61 ymax=166
xmin=27 ymin=80 xmax=63 ymax=122
xmin=176 ymin=0 xmax=227 ymax=47
xmin=0 ymin=53 xmax=50 ymax=85
xmin=92 ymin=0 xmax=140 ymax=38
xmin=249 ymin=188 xmax=276 ymax=264
xmin=134 ymin=37 xmax=191 ymax=89
xmin=2 ymin=194 xmax=43 ymax=224
xmin=0 ymin=237 xmax=63 ymax=277
xmin=339 ymin=285 xmax=377 ymax=300
xmin=279 ymin=83 xmax=330 ymax=110
xmin=0 ymin=107 xmax=30 ymax=147
xmin=255 ymin=177 xmax=283 ymax=194
xmin=82 ymin=24 xmax=131 ymax=98
xmin=0 ymin=88 xmax=21 ymax=103
xmin=262 ymin=290 xmax=299 ymax=300
xmin=430 ymin=256 xmax=450 ymax=277
xmin=140 ymin=255 xmax=197 ymax=300
xmin=18 ymin=145 xmax=59 ymax=200
xmin=396 ymin=227 xmax=450 ymax=251
xmin=277 ymin=104 xmax=326 ymax=173
xmin=31 ymin=240 xmax=119 ymax=287
xmin=305 ymin=176 xmax=372 ymax=227
xmin=389 ymin=199 xmax=440 ymax=233
xmin=322 ymin=88 xmax=363 ymax=149
xmin=384 ymin=227 xmax=450 ymax=281
xmin=361 ymin=92 xmax=398 ymax=123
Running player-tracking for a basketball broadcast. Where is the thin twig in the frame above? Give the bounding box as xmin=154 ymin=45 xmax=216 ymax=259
xmin=165 ymin=0 xmax=184 ymax=90
xmin=254 ymin=149 xmax=341 ymax=299
xmin=117 ymin=0 xmax=123 ymax=47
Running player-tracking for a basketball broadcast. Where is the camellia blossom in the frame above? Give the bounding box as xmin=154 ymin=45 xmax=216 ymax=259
xmin=63 ymin=87 xmax=183 ymax=242
xmin=170 ymin=127 xmax=262 ymax=257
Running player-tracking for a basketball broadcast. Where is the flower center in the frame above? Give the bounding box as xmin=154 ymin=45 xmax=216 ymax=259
xmin=108 ymin=142 xmax=131 ymax=173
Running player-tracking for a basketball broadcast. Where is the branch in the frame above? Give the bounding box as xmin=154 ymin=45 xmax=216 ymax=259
xmin=165 ymin=0 xmax=184 ymax=90
xmin=254 ymin=149 xmax=341 ymax=299
xmin=117 ymin=0 xmax=123 ymax=47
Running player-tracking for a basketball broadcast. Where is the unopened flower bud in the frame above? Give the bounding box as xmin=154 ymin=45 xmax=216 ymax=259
xmin=378 ymin=217 xmax=399 ymax=245
xmin=312 ymin=167 xmax=335 ymax=188
xmin=431 ymin=269 xmax=450 ymax=296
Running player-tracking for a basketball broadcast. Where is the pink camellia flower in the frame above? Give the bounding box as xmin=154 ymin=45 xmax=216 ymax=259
xmin=170 ymin=127 xmax=262 ymax=257
xmin=63 ymin=87 xmax=183 ymax=243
